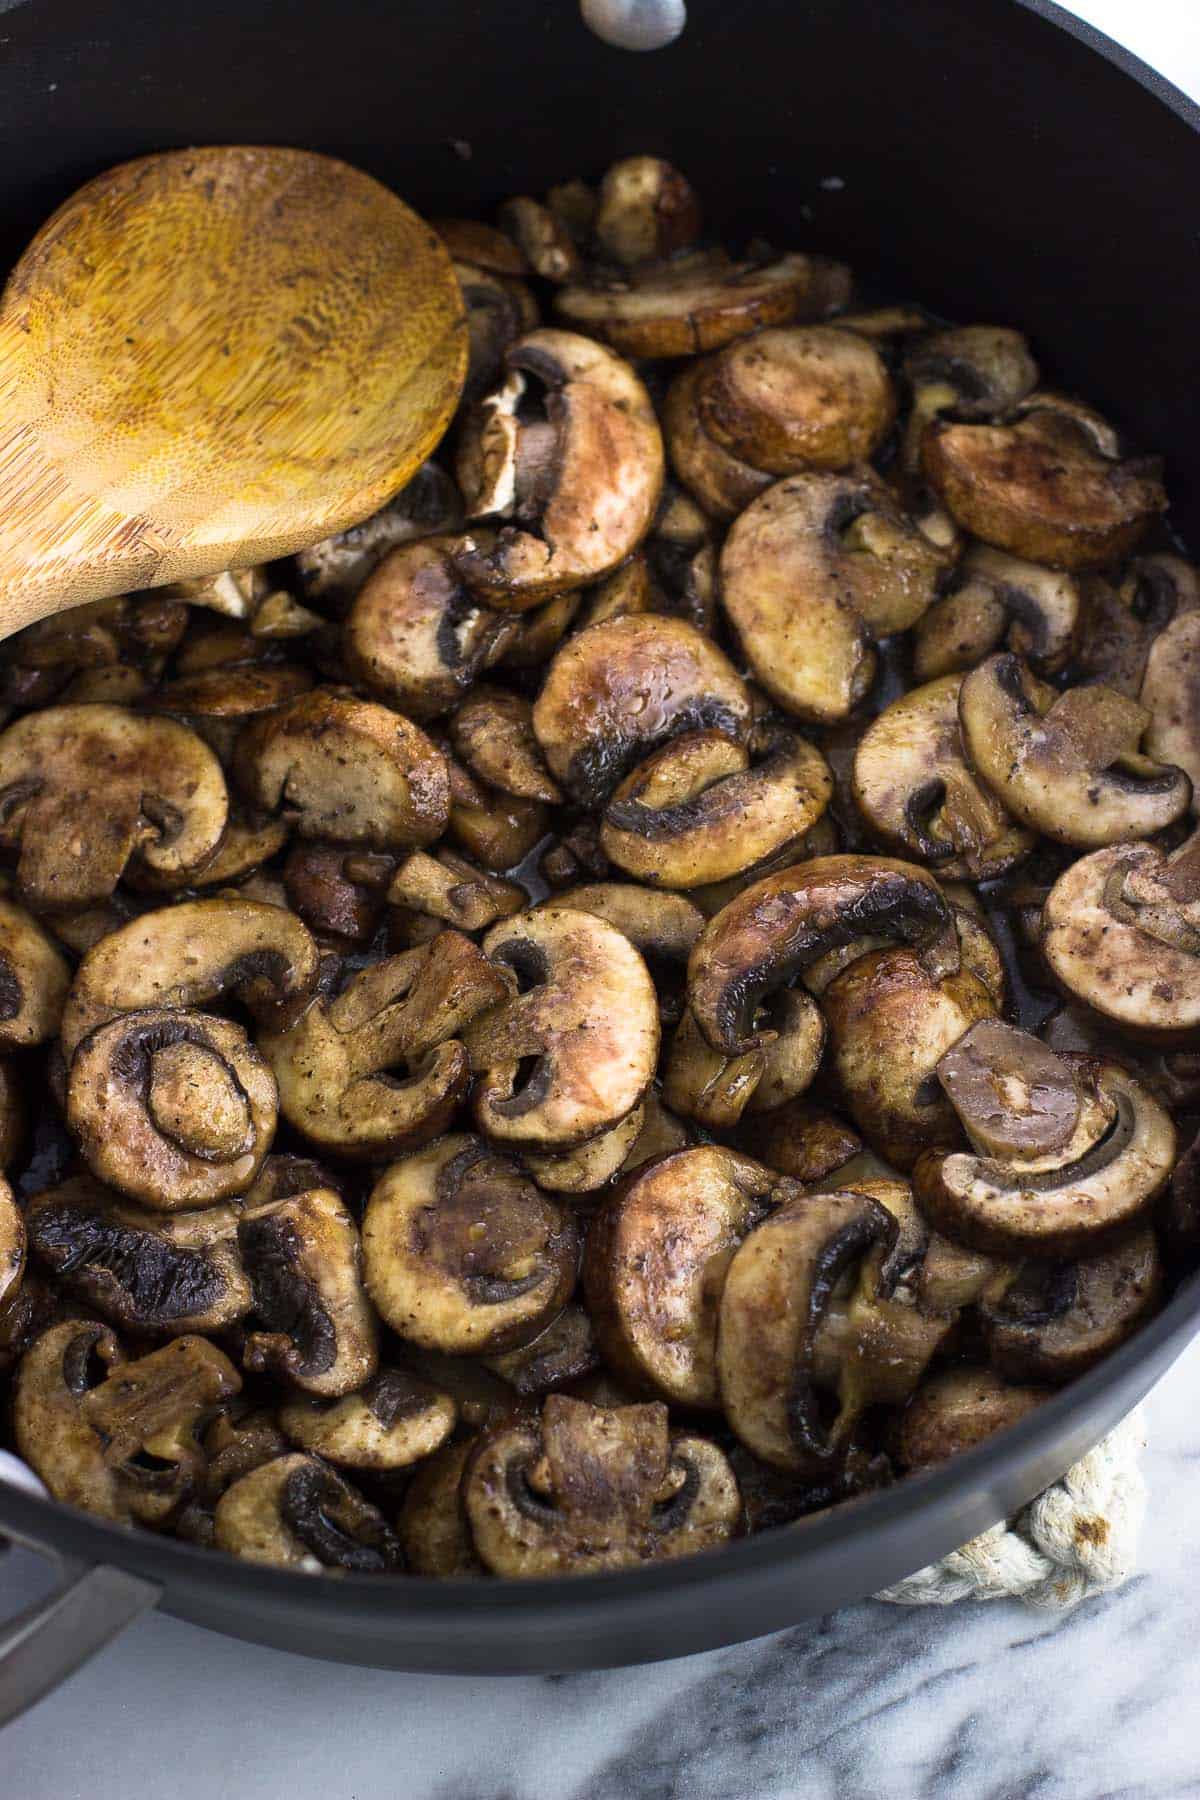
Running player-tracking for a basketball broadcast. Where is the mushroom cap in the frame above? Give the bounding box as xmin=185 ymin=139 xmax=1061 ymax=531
xmin=0 ymin=704 xmax=228 ymax=910
xmin=238 ymin=688 xmax=450 ymax=849
xmin=698 ymin=325 xmax=896 ymax=474
xmin=593 ymin=156 xmax=702 ymax=267
xmin=465 ymin=907 xmax=660 ymax=1150
xmin=240 ymin=1184 xmax=379 ymax=1398
xmin=0 ymin=896 xmax=71 ymax=1048
xmin=294 ymin=461 xmax=464 ymax=611
xmin=903 ymin=324 xmax=1038 ymax=417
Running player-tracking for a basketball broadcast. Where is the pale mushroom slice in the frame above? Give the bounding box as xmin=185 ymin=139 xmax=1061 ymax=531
xmin=601 ymin=728 xmax=834 ymax=890
xmin=343 ymin=537 xmax=518 ymax=720
xmin=719 ymin=470 xmax=948 ymax=724
xmin=593 ymin=155 xmax=702 ymax=266
xmin=361 ymin=1133 xmax=579 ymax=1354
xmin=893 ymin=1367 xmax=1046 ymax=1471
xmin=913 ymin=545 xmax=1081 ymax=683
xmin=900 ymin=324 xmax=1038 ymax=475
xmin=1041 ymin=838 xmax=1200 ymax=1039
xmin=294 ymin=460 xmax=464 ymax=612
xmin=240 ymin=1184 xmax=379 ymax=1398
xmin=26 ymin=1174 xmax=251 ymax=1335
xmin=15 ymin=1322 xmax=240 ymax=1524
xmin=532 ymin=612 xmax=752 ymax=808
xmin=916 ymin=1053 xmax=1175 ymax=1256
xmin=936 ymin=1020 xmax=1084 ymax=1160
xmin=957 ymin=654 xmax=1191 ymax=847
xmin=213 ymin=1453 xmax=402 ymax=1571
xmin=60 ymin=896 xmax=320 ymax=1062
xmin=523 ymin=1103 xmax=646 ymax=1194
xmin=687 ymin=853 xmax=953 ymax=1057
xmin=449 ymin=686 xmax=562 ymax=803
xmin=0 ymin=704 xmax=228 ymax=910
xmin=980 ymin=1229 xmax=1162 ymax=1385
xmin=0 ymin=896 xmax=70 ymax=1047
xmin=554 ymin=248 xmax=851 ymax=357
xmin=259 ymin=932 xmax=508 ymax=1159
xmin=454 ymin=330 xmax=664 ymax=606
xmin=278 ymin=1370 xmax=457 ymax=1470
xmin=853 ymin=675 xmax=1035 ymax=878
xmin=923 ymin=402 xmax=1166 ymax=567
xmin=398 ymin=1438 xmax=484 ymax=1576
xmin=464 ymin=908 xmax=659 ymax=1151
xmin=67 ymin=1008 xmax=278 ymax=1208
xmin=462 ymin=1394 xmax=740 ymax=1577
xmin=583 ymin=1145 xmax=790 ymax=1406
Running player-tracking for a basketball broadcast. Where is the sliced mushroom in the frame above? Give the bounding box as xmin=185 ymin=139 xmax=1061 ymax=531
xmin=662 ymin=360 xmax=774 ymax=522
xmin=213 ymin=1453 xmax=402 ymax=1571
xmin=900 ymin=325 xmax=1038 ymax=474
xmin=344 ymin=538 xmax=518 ymax=720
xmin=454 ymin=331 xmax=663 ymax=606
xmin=496 ymin=590 xmax=581 ymax=671
xmin=853 ymin=675 xmax=1035 ymax=878
xmin=532 ymin=613 xmax=752 ymax=808
xmin=584 ymin=1146 xmax=788 ymax=1405
xmin=1078 ymin=552 xmax=1200 ymax=695
xmin=1141 ymin=608 xmax=1200 ymax=809
xmin=0 ymin=1176 xmax=24 ymax=1314
xmin=451 ymin=259 xmax=540 ymax=407
xmin=197 ymin=1403 xmax=290 ymax=1503
xmin=484 ymin=1302 xmax=599 ymax=1395
xmin=957 ymin=654 xmax=1191 ymax=846
xmin=132 ymin=811 xmax=291 ymax=897
xmin=67 ymin=1008 xmax=278 ymax=1208
xmin=449 ymin=686 xmax=562 ymax=803
xmin=144 ymin=663 xmax=314 ymax=764
xmin=160 ymin=564 xmax=275 ymax=621
xmin=719 ymin=471 xmax=947 ymax=723
xmin=397 ymin=1439 xmax=484 ymax=1576
xmin=917 ymin=1054 xmax=1175 ymax=1255
xmin=15 ymin=1321 xmax=239 ymax=1523
xmin=443 ymin=750 xmax=549 ymax=873
xmin=26 ymin=1174 xmax=251 ymax=1334
xmin=913 ymin=545 xmax=1081 ymax=682
xmin=386 ymin=847 xmax=526 ymax=935
xmin=362 ymin=1133 xmax=579 ymax=1353
xmin=279 ymin=1369 xmax=456 ymax=1470
xmin=1041 ymin=838 xmax=1200 ymax=1039
xmin=283 ymin=842 xmax=387 ymax=944
xmin=462 ymin=1394 xmax=740 ymax=1576
xmin=544 ymin=881 xmax=703 ymax=1024
xmin=259 ymin=932 xmax=507 ymax=1159
xmin=240 ymin=1184 xmax=378 ymax=1398
xmin=555 ymin=248 xmax=851 ymax=357
xmin=238 ymin=689 xmax=450 ymax=850
xmin=980 ymin=1229 xmax=1161 ymax=1385
xmin=294 ymin=461 xmax=464 ymax=612
xmin=523 ymin=1103 xmax=646 ymax=1193
xmin=464 ymin=907 xmax=659 ymax=1150
xmin=496 ymin=196 xmax=581 ymax=283
xmin=937 ymin=1020 xmax=1083 ymax=1159
xmin=60 ymin=896 xmax=319 ymax=1063
xmin=593 ymin=156 xmax=702 ymax=266
xmin=893 ymin=1367 xmax=1046 ymax=1471
xmin=1 ymin=593 xmax=187 ymax=706
xmin=0 ymin=897 xmax=70 ymax=1047
xmin=602 ymin=728 xmax=833 ymax=890
xmin=662 ymin=1004 xmax=767 ymax=1131
xmin=688 ymin=853 xmax=953 ymax=1056
xmin=0 ymin=705 xmax=228 ymax=910
xmin=751 ymin=1100 xmax=863 ymax=1184
xmin=923 ymin=404 xmax=1166 ymax=567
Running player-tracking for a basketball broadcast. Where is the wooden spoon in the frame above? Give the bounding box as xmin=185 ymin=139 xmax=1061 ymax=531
xmin=0 ymin=145 xmax=468 ymax=637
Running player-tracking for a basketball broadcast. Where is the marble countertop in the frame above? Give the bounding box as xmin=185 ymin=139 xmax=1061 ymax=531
xmin=4 ymin=6 xmax=1200 ymax=1798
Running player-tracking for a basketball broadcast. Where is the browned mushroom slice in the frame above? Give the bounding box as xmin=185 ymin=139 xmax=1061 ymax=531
xmin=936 ymin=1019 xmax=1081 ymax=1162
xmin=893 ymin=1367 xmax=1046 ymax=1471
xmin=916 ymin=1057 xmax=1175 ymax=1256
xmin=198 ymin=1404 xmax=290 ymax=1504
xmin=900 ymin=325 xmax=1038 ymax=474
xmin=144 ymin=663 xmax=314 ymax=763
xmin=593 ymin=156 xmax=702 ymax=266
xmin=132 ymin=812 xmax=291 ymax=897
xmin=435 ymin=219 xmax=529 ymax=274
xmin=26 ymin=1174 xmax=251 ymax=1335
xmin=344 ymin=538 xmax=518 ymax=720
xmin=554 ymin=249 xmax=850 ymax=357
xmin=386 ymin=848 xmax=525 ymax=935
xmin=687 ymin=854 xmax=953 ymax=1057
xmin=496 ymin=196 xmax=581 ymax=283
xmin=464 ymin=908 xmax=659 ymax=1150
xmin=1141 ymin=608 xmax=1200 ymax=808
xmin=602 ymin=728 xmax=834 ymax=890
xmin=462 ymin=1394 xmax=740 ymax=1576
xmin=853 ymin=676 xmax=1035 ymax=878
xmin=0 ymin=705 xmax=228 ymax=910
xmin=523 ymin=1104 xmax=646 ymax=1194
xmin=545 ymin=882 xmax=704 ymax=1022
xmin=361 ymin=1134 xmax=578 ymax=1354
xmin=980 ymin=1229 xmax=1161 ymax=1385
xmin=663 ymin=360 xmax=774 ymax=522
xmin=584 ymin=1145 xmax=788 ymax=1405
xmin=59 ymin=896 xmax=319 ymax=1062
xmin=957 ymin=654 xmax=1191 ymax=847
xmin=454 ymin=330 xmax=663 ymax=606
xmin=923 ymin=405 xmax=1166 ymax=567
xmin=449 ymin=686 xmax=562 ymax=803
xmin=279 ymin=1369 xmax=456 ymax=1470
xmin=0 ymin=1176 xmax=24 ymax=1314
xmin=751 ymin=1100 xmax=863 ymax=1184
xmin=484 ymin=1302 xmax=599 ymax=1395
xmin=443 ymin=764 xmax=548 ymax=875
xmin=663 ymin=1005 xmax=766 ymax=1130
xmin=67 ymin=1008 xmax=277 ymax=1208
xmin=913 ymin=545 xmax=1080 ymax=682
xmin=496 ymin=590 xmax=581 ymax=670
xmin=259 ymin=932 xmax=507 ymax=1159
xmin=698 ymin=325 xmax=895 ymax=474
xmin=292 ymin=460 xmax=464 ymax=613
xmin=1041 ymin=839 xmax=1200 ymax=1040
xmin=716 ymin=1189 xmax=896 ymax=1473
xmin=1 ymin=592 xmax=187 ymax=707
xmin=15 ymin=1321 xmax=240 ymax=1523
xmin=283 ymin=842 xmax=387 ymax=943
xmin=532 ymin=613 xmax=752 ymax=808
xmin=719 ymin=470 xmax=947 ymax=724
xmin=240 ymin=1184 xmax=379 ymax=1398
xmin=0 ymin=1059 xmax=25 ymax=1170
xmin=0 ymin=896 xmax=70 ymax=1047
xmin=398 ymin=1439 xmax=484 ymax=1576
xmin=213 ymin=1453 xmax=402 ymax=1571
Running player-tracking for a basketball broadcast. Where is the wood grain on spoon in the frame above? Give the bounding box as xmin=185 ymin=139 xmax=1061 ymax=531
xmin=0 ymin=145 xmax=468 ymax=636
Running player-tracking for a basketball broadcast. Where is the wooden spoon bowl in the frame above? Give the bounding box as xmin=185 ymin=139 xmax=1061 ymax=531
xmin=0 ymin=145 xmax=468 ymax=636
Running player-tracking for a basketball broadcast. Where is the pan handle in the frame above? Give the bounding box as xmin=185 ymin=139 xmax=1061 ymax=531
xmin=580 ymin=0 xmax=686 ymax=52
xmin=0 ymin=1552 xmax=160 ymax=1727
